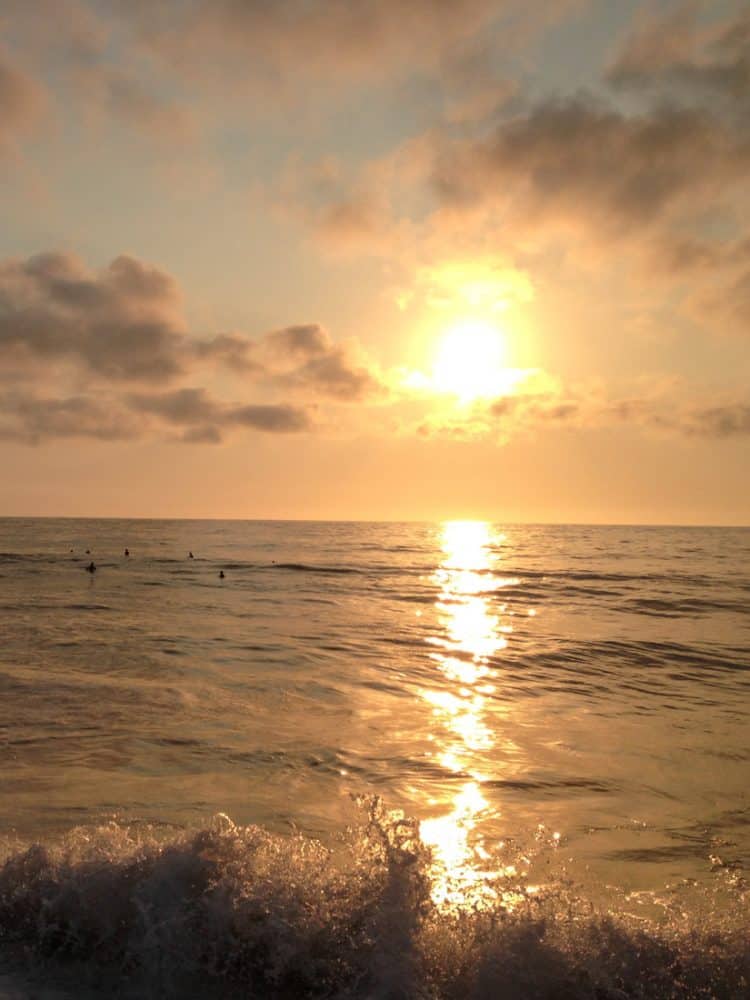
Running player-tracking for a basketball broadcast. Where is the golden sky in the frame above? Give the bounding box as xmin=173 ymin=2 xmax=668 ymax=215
xmin=0 ymin=0 xmax=748 ymax=523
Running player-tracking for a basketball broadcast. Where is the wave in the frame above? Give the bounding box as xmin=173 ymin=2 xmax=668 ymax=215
xmin=267 ymin=562 xmax=363 ymax=575
xmin=506 ymin=638 xmax=750 ymax=677
xmin=626 ymin=596 xmax=748 ymax=617
xmin=0 ymin=802 xmax=747 ymax=999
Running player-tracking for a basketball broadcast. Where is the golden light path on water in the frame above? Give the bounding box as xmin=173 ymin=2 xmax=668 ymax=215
xmin=419 ymin=521 xmax=529 ymax=911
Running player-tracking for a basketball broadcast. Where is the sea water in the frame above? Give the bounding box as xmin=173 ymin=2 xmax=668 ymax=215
xmin=0 ymin=518 xmax=748 ymax=997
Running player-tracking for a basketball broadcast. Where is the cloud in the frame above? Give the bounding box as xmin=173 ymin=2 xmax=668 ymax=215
xmin=192 ymin=333 xmax=261 ymax=373
xmin=3 ymin=1 xmax=194 ymax=145
xmin=0 ymin=384 xmax=315 ymax=444
xmin=416 ymin=388 xmax=588 ymax=441
xmin=608 ymin=5 xmax=750 ymax=106
xmin=2 ymin=0 xmax=106 ymax=64
xmin=71 ymin=64 xmax=196 ymax=142
xmin=274 ymin=346 xmax=384 ymax=402
xmin=8 ymin=0 xmax=582 ymax=112
xmin=0 ymin=52 xmax=46 ymax=151
xmin=0 ymin=390 xmax=142 ymax=443
xmin=431 ymin=97 xmax=749 ymax=237
xmin=258 ymin=3 xmax=748 ymax=348
xmin=687 ymin=266 xmax=750 ymax=337
xmin=0 ymin=249 xmax=389 ymax=443
xmin=126 ymin=387 xmax=314 ymax=439
xmin=125 ymin=387 xmax=219 ymax=425
xmin=400 ymin=258 xmax=533 ymax=313
xmin=181 ymin=424 xmax=222 ymax=444
xmin=229 ymin=403 xmax=312 ymax=433
xmin=114 ymin=0 xmax=523 ymax=96
xmin=416 ymin=384 xmax=750 ymax=443
xmin=278 ymin=155 xmax=399 ymax=254
xmin=237 ymin=323 xmax=386 ymax=402
xmin=0 ymin=252 xmax=187 ymax=380
xmin=0 ymin=249 xmax=387 ymax=399
xmin=683 ymin=403 xmax=750 ymax=438
xmin=316 ymin=194 xmax=386 ymax=246
xmin=260 ymin=324 xmax=332 ymax=363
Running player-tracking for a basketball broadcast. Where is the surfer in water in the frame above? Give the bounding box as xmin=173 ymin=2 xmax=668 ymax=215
xmin=219 ymin=570 xmax=225 ymax=579
xmin=86 ymin=562 xmax=96 ymax=573
xmin=124 ymin=548 xmax=129 ymax=557
xmin=189 ymin=551 xmax=194 ymax=559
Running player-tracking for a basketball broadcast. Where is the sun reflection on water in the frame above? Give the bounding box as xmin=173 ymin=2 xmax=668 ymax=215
xmin=418 ymin=520 xmax=518 ymax=910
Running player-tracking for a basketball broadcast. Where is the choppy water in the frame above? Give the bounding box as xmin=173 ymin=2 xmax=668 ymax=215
xmin=0 ymin=518 xmax=748 ymax=998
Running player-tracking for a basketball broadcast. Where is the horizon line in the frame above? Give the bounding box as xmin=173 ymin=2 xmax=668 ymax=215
xmin=0 ymin=514 xmax=747 ymax=529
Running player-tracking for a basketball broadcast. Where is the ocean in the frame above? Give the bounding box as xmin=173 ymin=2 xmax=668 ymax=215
xmin=0 ymin=518 xmax=748 ymax=998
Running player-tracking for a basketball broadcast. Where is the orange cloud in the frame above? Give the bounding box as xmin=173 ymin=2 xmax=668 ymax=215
xmin=0 ymin=51 xmax=47 ymax=153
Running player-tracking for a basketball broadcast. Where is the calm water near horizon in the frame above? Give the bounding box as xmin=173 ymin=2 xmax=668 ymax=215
xmin=0 ymin=517 xmax=748 ymax=998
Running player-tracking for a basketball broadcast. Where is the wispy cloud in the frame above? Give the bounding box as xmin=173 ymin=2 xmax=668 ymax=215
xmin=0 ymin=51 xmax=46 ymax=153
xmin=608 ymin=4 xmax=750 ymax=106
xmin=418 ymin=386 xmax=750 ymax=443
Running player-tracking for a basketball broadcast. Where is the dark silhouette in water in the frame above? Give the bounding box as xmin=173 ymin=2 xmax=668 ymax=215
xmin=85 ymin=549 xmax=91 ymax=555
xmin=86 ymin=562 xmax=96 ymax=573
xmin=219 ymin=570 xmax=225 ymax=579
xmin=124 ymin=548 xmax=129 ymax=557
xmin=189 ymin=551 xmax=194 ymax=559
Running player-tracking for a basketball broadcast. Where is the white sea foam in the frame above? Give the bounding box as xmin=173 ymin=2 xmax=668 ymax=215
xmin=0 ymin=802 xmax=747 ymax=999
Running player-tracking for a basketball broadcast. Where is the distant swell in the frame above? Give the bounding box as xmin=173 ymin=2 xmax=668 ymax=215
xmin=0 ymin=804 xmax=747 ymax=999
xmin=268 ymin=562 xmax=361 ymax=574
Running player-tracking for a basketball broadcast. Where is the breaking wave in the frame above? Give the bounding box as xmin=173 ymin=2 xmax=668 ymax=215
xmin=1 ymin=801 xmax=748 ymax=999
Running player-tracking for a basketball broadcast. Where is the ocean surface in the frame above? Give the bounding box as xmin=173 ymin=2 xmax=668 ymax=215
xmin=0 ymin=518 xmax=748 ymax=998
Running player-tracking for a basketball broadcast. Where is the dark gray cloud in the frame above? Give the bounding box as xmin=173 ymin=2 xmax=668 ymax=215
xmin=126 ymin=387 xmax=220 ymax=424
xmin=609 ymin=5 xmax=750 ymax=106
xmin=0 ymin=249 xmax=383 ymax=444
xmin=192 ymin=333 xmax=261 ymax=373
xmin=228 ymin=403 xmax=312 ymax=433
xmin=229 ymin=323 xmax=386 ymax=401
xmin=432 ymin=97 xmax=749 ymax=234
xmin=181 ymin=424 xmax=222 ymax=444
xmin=483 ymin=390 xmax=750 ymax=441
xmin=489 ymin=393 xmax=581 ymax=425
xmin=194 ymin=323 xmax=385 ymax=400
xmin=194 ymin=325 xmax=336 ymax=375
xmin=0 ymin=250 xmax=386 ymax=400
xmin=261 ymin=324 xmax=332 ymax=362
xmin=124 ymin=387 xmax=313 ymax=442
xmin=0 ymin=384 xmax=313 ymax=444
xmin=275 ymin=347 xmax=383 ymax=402
xmin=684 ymin=403 xmax=750 ymax=438
xmin=0 ymin=252 xmax=187 ymax=380
xmin=125 ymin=387 xmax=313 ymax=437
xmin=0 ymin=390 xmax=142 ymax=443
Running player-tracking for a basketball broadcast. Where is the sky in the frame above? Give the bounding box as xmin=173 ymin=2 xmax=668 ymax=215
xmin=0 ymin=0 xmax=748 ymax=524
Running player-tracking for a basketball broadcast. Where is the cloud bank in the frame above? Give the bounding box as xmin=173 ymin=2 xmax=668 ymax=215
xmin=0 ymin=251 xmax=384 ymax=443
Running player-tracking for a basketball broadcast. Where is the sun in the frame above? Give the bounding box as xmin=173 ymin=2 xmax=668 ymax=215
xmin=432 ymin=318 xmax=511 ymax=402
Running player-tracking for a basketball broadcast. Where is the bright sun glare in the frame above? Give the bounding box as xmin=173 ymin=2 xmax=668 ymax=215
xmin=432 ymin=318 xmax=511 ymax=402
